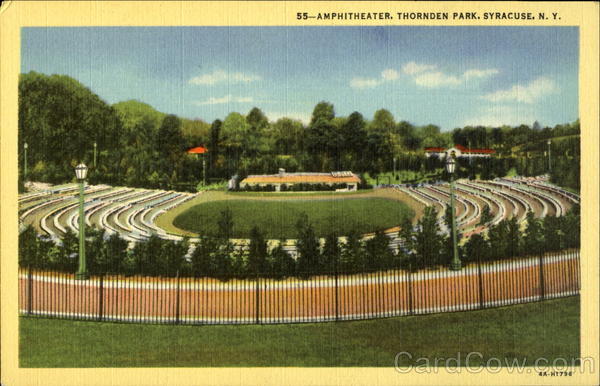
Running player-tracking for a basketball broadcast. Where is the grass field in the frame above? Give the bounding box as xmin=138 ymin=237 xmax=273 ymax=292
xmin=19 ymin=296 xmax=579 ymax=367
xmin=173 ymin=197 xmax=414 ymax=239
xmin=363 ymin=170 xmax=444 ymax=185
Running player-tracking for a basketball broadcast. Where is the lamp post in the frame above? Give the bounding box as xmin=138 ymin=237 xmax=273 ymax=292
xmin=203 ymin=155 xmax=207 ymax=186
xmin=547 ymin=139 xmax=551 ymax=174
xmin=393 ymin=157 xmax=397 ymax=176
xmin=75 ymin=163 xmax=89 ymax=280
xmin=446 ymin=154 xmax=461 ymax=271
xmin=93 ymin=142 xmax=97 ymax=169
xmin=23 ymin=142 xmax=28 ymax=182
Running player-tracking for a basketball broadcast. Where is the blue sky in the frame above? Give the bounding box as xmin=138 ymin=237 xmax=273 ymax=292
xmin=21 ymin=26 xmax=578 ymax=130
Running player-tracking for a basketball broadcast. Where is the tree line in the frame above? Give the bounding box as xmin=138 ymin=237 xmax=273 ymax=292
xmin=19 ymin=72 xmax=580 ymax=192
xmin=19 ymin=203 xmax=580 ymax=279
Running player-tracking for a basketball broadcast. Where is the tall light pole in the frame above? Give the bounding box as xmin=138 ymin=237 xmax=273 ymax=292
xmin=446 ymin=154 xmax=461 ymax=271
xmin=23 ymin=142 xmax=28 ymax=182
xmin=393 ymin=157 xmax=397 ymax=176
xmin=93 ymin=142 xmax=97 ymax=169
xmin=203 ymin=154 xmax=207 ymax=186
xmin=75 ymin=163 xmax=89 ymax=280
xmin=547 ymin=139 xmax=551 ymax=174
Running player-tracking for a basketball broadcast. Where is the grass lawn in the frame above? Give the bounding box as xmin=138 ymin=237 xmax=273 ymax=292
xmin=20 ymin=296 xmax=579 ymax=367
xmin=363 ymin=170 xmax=443 ymax=185
xmin=173 ymin=197 xmax=414 ymax=238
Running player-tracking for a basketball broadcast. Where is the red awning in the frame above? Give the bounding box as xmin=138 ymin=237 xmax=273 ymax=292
xmin=187 ymin=146 xmax=208 ymax=154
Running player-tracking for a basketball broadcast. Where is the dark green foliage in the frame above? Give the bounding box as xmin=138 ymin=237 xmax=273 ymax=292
xmin=247 ymin=226 xmax=268 ymax=274
xmin=321 ymin=232 xmax=340 ymax=272
xmin=522 ymin=211 xmax=544 ymax=255
xmin=479 ymin=204 xmax=493 ymax=226
xmin=295 ymin=213 xmax=321 ymax=278
xmin=19 ymin=199 xmax=580 ymax=278
xmin=190 ymin=236 xmax=220 ymax=277
xmin=340 ymin=229 xmax=364 ymax=273
xmin=543 ymin=215 xmax=565 ymax=252
xmin=18 ymin=225 xmax=40 ymax=268
xmin=562 ymin=204 xmax=580 ymax=249
xmin=268 ymin=242 xmax=296 ymax=279
xmin=208 ymin=119 xmax=222 ymax=171
xmin=18 ymin=71 xmax=579 ymax=192
xmin=414 ymin=206 xmax=444 ymax=269
xmin=364 ymin=230 xmax=394 ymax=270
xmin=19 ymin=72 xmax=124 ymax=185
xmin=463 ymin=234 xmax=489 ymax=264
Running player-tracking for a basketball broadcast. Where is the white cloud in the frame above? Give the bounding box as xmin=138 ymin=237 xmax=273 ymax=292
xmin=481 ymin=76 xmax=557 ymax=104
xmin=381 ymin=68 xmax=399 ymax=81
xmin=405 ymin=64 xmax=498 ymax=88
xmin=350 ymin=77 xmax=382 ymax=89
xmin=352 ymin=63 xmax=498 ymax=89
xmin=265 ymin=111 xmax=311 ymax=124
xmin=193 ymin=95 xmax=254 ymax=105
xmin=464 ymin=68 xmax=500 ymax=80
xmin=350 ymin=68 xmax=399 ymax=89
xmin=402 ymin=61 xmax=437 ymax=75
xmin=463 ymin=105 xmax=536 ymax=127
xmin=414 ymin=71 xmax=462 ymax=88
xmin=189 ymin=70 xmax=261 ymax=85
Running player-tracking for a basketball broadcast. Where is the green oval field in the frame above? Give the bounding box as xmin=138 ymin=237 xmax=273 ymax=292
xmin=172 ymin=197 xmax=414 ymax=239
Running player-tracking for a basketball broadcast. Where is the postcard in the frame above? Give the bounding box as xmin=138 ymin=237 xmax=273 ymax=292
xmin=1 ymin=1 xmax=598 ymax=385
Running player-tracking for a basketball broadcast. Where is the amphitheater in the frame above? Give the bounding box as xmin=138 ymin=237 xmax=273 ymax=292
xmin=19 ymin=175 xmax=579 ymax=252
xmin=18 ymin=176 xmax=580 ymax=325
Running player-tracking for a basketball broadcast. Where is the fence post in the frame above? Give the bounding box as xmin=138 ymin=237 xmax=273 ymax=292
xmin=255 ymin=273 xmax=260 ymax=324
xmin=477 ymin=254 xmax=484 ymax=309
xmin=98 ymin=274 xmax=104 ymax=321
xmin=334 ymin=258 xmax=339 ymax=321
xmin=408 ymin=263 xmax=414 ymax=315
xmin=539 ymin=252 xmax=545 ymax=301
xmin=175 ymin=271 xmax=181 ymax=324
xmin=27 ymin=266 xmax=33 ymax=315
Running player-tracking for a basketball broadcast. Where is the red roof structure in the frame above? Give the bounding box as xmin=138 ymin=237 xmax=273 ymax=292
xmin=187 ymin=146 xmax=208 ymax=154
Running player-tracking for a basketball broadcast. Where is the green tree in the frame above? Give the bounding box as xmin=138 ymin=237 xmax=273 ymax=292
xmin=487 ymin=219 xmax=509 ymax=260
xmin=19 ymin=225 xmax=40 ymax=269
xmin=562 ymin=204 xmax=580 ymax=248
xmin=156 ymin=115 xmax=186 ymax=186
xmin=464 ymin=233 xmax=490 ymax=265
xmin=295 ymin=213 xmax=320 ymax=278
xmin=161 ymin=238 xmax=189 ymax=277
xmin=479 ymin=204 xmax=493 ymax=226
xmin=340 ymin=228 xmax=364 ymax=273
xmin=542 ymin=215 xmax=564 ymax=252
xmin=414 ymin=206 xmax=444 ymax=269
xmin=190 ymin=236 xmax=219 ymax=277
xmin=272 ymin=118 xmax=304 ymax=155
xmin=248 ymin=226 xmax=268 ymax=274
xmin=268 ymin=241 xmax=296 ymax=279
xmin=522 ymin=211 xmax=544 ymax=256
xmin=208 ymin=119 xmax=222 ymax=171
xmin=246 ymin=107 xmax=269 ymax=132
xmin=341 ymin=112 xmax=368 ymax=169
xmin=506 ymin=217 xmax=521 ymax=257
xmin=19 ymin=72 xmax=124 ymax=185
xmin=309 ymin=101 xmax=335 ymax=126
xmin=321 ymin=232 xmax=340 ymax=273
xmin=59 ymin=230 xmax=79 ymax=272
xmin=364 ymin=230 xmax=394 ymax=270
